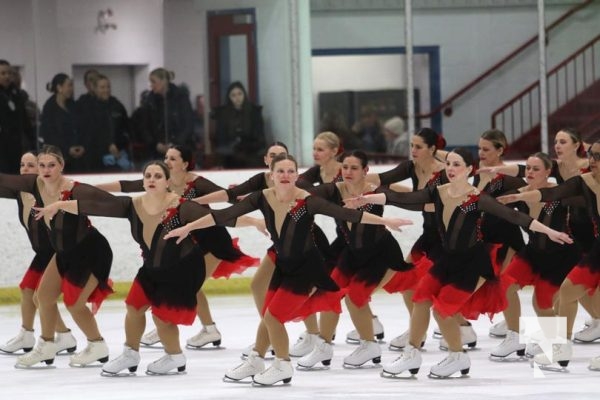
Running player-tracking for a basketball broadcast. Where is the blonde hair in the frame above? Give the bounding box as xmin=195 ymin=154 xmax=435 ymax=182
xmin=315 ymin=131 xmax=340 ymax=151
xmin=38 ymin=144 xmax=65 ymax=166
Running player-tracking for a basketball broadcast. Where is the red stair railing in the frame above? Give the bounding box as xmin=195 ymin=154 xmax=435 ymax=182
xmin=491 ymin=33 xmax=600 ymax=142
xmin=414 ymin=0 xmax=593 ymax=120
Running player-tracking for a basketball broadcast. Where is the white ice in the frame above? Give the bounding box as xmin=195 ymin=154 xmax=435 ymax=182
xmin=0 ymin=290 xmax=598 ymax=400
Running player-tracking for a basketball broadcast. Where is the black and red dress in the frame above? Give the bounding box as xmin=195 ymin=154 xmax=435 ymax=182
xmin=0 ymin=174 xmax=114 ymax=311
xmin=381 ymin=184 xmax=537 ymax=319
xmin=210 ymin=190 xmax=365 ymax=323
xmin=501 ymin=186 xmax=581 ymax=308
xmin=310 ymin=182 xmax=416 ymax=307
xmin=0 ymin=182 xmax=54 ymax=290
xmin=537 ymin=174 xmax=600 ymax=293
xmin=119 ymin=177 xmax=258 ymax=278
xmin=76 ymin=196 xmax=216 ymax=325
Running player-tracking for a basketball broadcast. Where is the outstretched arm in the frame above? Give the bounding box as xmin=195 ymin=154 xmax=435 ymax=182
xmin=529 ymin=219 xmax=573 ymax=245
xmin=33 ymin=200 xmax=79 ymax=220
xmin=95 ymin=181 xmax=122 ymax=192
xmin=477 ymin=164 xmax=521 ymax=177
xmin=193 ymin=189 xmax=228 ymax=204
xmin=497 ymin=190 xmax=541 ymax=205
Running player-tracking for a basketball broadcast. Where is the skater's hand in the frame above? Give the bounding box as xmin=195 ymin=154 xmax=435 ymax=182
xmin=164 ymin=225 xmax=191 ymax=244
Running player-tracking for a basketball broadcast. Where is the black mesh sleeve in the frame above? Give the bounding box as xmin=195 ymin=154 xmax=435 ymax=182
xmin=539 ymin=176 xmax=583 ymax=202
xmin=118 ymin=179 xmax=144 ymax=193
xmin=378 ymin=160 xmax=412 ymax=185
xmin=305 ymin=195 xmax=363 ymax=224
xmin=225 ymin=173 xmax=267 ymax=202
xmin=478 ymin=193 xmax=534 ymax=229
xmin=211 ymin=190 xmax=262 ymax=227
xmin=0 ymin=173 xmax=37 ymax=193
xmin=296 ymin=166 xmax=320 ymax=189
xmin=193 ymin=176 xmax=224 ymax=196
xmin=380 ymin=185 xmax=433 ymax=208
xmin=77 ymin=195 xmax=132 ymax=218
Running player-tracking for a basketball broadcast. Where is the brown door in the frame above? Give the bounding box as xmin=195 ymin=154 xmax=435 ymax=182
xmin=207 ymin=9 xmax=258 ymax=109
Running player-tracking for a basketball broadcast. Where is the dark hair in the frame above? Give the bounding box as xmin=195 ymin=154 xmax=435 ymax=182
xmin=480 ymin=129 xmax=508 ymax=152
xmin=38 ymin=144 xmax=65 ymax=166
xmin=530 ymin=152 xmax=552 ymax=170
xmin=143 ymin=160 xmax=171 ymax=181
xmin=150 ymin=68 xmax=175 ymax=83
xmin=169 ymin=145 xmax=195 ymax=171
xmin=265 ymin=141 xmax=289 ymax=155
xmin=225 ymin=81 xmax=248 ymax=107
xmin=266 ymin=141 xmax=289 ymax=154
xmin=558 ymin=127 xmax=586 ymax=158
xmin=340 ymin=150 xmax=369 ymax=169
xmin=270 ymin=154 xmax=297 ymax=171
xmin=46 ymin=73 xmax=70 ymax=94
xmin=450 ymin=147 xmax=475 ymax=168
xmin=0 ymin=60 xmax=9 ymax=66
xmin=416 ymin=127 xmax=446 ymax=152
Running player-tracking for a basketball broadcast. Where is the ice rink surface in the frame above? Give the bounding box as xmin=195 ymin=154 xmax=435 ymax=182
xmin=0 ymin=291 xmax=598 ymax=400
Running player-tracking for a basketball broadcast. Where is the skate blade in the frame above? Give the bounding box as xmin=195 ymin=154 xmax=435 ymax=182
xmin=69 ymin=362 xmax=105 ymax=368
xmin=488 ymin=355 xmax=528 ymax=363
xmin=140 ymin=343 xmax=163 ymax=349
xmin=185 ymin=344 xmax=224 ymax=351
xmin=343 ymin=362 xmax=382 ymax=369
xmin=345 ymin=338 xmax=360 ymax=345
xmin=428 ymin=372 xmax=470 ymax=379
xmin=145 ymin=369 xmax=187 ymax=376
xmin=100 ymin=370 xmax=136 ymax=377
xmin=532 ymin=362 xmax=569 ymax=373
xmin=15 ymin=362 xmax=56 ymax=370
xmin=572 ymin=338 xmax=600 ymax=344
xmin=223 ymin=375 xmax=254 ymax=384
xmin=296 ymin=364 xmax=330 ymax=371
xmin=432 ymin=333 xmax=442 ymax=339
xmin=380 ymin=370 xmax=417 ymax=379
xmin=588 ymin=366 xmax=600 ymax=372
xmin=439 ymin=344 xmax=477 ymax=352
xmin=251 ymin=378 xmax=292 ymax=387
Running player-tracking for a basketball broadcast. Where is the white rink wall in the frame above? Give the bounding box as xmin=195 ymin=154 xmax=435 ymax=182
xmin=0 ymin=166 xmax=423 ymax=288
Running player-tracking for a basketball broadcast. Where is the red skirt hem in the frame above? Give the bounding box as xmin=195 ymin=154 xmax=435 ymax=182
xmin=566 ymin=265 xmax=600 ymax=296
xmin=125 ymin=280 xmax=196 ymax=325
xmin=19 ymin=269 xmax=44 ymax=290
xmin=262 ymin=287 xmax=344 ymax=323
xmin=62 ymin=278 xmax=114 ymax=315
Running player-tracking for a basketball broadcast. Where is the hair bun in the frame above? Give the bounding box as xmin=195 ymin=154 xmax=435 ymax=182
xmin=436 ymin=135 xmax=447 ymax=150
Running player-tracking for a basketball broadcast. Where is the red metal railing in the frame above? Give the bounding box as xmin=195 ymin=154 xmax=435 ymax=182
xmin=415 ymin=0 xmax=593 ymax=120
xmin=491 ymin=34 xmax=600 ymax=142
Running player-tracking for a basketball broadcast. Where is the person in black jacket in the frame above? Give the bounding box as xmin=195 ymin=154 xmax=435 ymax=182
xmin=143 ymin=68 xmax=194 ymax=160
xmin=82 ymin=74 xmax=131 ymax=172
xmin=40 ymin=73 xmax=88 ymax=172
xmin=211 ymin=81 xmax=265 ymax=168
xmin=0 ymin=60 xmax=34 ymax=173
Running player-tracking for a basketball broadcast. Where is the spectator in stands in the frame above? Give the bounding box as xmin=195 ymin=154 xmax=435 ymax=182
xmin=351 ymin=106 xmax=387 ymax=153
xmin=9 ymin=67 xmax=39 ymax=146
xmin=143 ymin=68 xmax=195 ymax=159
xmin=82 ymin=74 xmax=131 ymax=172
xmin=0 ymin=60 xmax=34 ymax=173
xmin=40 ymin=73 xmax=88 ymax=173
xmin=211 ymin=81 xmax=265 ymax=168
xmin=383 ymin=116 xmax=409 ymax=157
